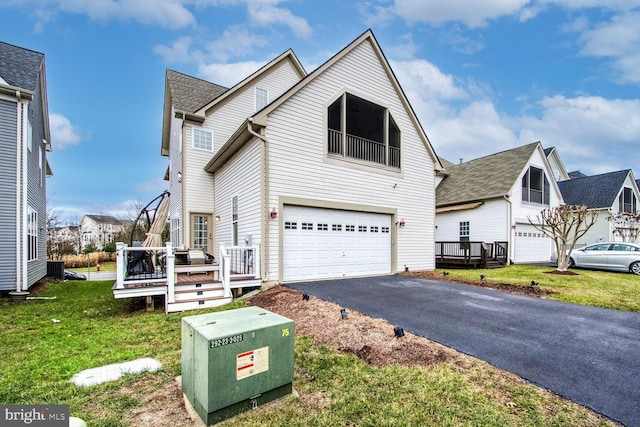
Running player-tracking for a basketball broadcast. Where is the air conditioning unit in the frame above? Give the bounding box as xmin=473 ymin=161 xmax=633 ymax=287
xmin=181 ymin=306 xmax=295 ymax=425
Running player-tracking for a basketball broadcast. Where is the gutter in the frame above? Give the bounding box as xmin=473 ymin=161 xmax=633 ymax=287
xmin=246 ymin=120 xmax=270 ymax=282
xmin=504 ymin=195 xmax=513 ymax=263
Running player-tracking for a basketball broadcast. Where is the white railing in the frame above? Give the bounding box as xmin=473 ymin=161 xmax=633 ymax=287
xmin=328 ymin=128 xmax=400 ymax=167
xmin=116 ymin=242 xmax=260 ymax=303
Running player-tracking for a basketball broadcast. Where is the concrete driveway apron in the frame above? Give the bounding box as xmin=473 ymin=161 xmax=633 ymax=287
xmin=286 ymin=275 xmax=640 ymax=427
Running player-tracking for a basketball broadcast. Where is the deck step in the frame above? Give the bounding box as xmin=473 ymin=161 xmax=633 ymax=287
xmin=166 ymin=296 xmax=233 ymax=313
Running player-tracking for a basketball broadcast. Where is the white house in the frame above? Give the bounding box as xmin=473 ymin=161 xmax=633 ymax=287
xmin=162 ymin=30 xmax=443 ymax=285
xmin=558 ymin=169 xmax=640 ymax=245
xmin=80 ymin=214 xmax=125 ymax=251
xmin=435 ymin=142 xmax=564 ymax=263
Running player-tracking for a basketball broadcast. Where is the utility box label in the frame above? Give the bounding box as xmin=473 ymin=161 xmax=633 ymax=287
xmin=236 ymin=347 xmax=269 ymax=380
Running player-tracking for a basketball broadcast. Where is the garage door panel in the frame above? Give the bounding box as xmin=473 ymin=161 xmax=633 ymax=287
xmin=514 ymin=223 xmax=553 ymax=263
xmin=283 ymin=206 xmax=391 ymax=281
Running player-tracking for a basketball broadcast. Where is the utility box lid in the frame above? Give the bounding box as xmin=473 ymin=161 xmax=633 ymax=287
xmin=182 ymin=306 xmax=294 ymax=425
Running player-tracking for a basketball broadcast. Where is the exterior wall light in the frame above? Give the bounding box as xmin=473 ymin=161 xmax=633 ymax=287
xmin=215 ymin=215 xmax=221 ymax=222
xmin=270 ymin=207 xmax=278 ymax=219
xmin=397 ymin=219 xmax=406 ymax=227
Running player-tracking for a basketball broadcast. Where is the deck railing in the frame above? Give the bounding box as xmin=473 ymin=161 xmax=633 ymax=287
xmin=328 ymin=129 xmax=400 ymax=168
xmin=435 ymin=241 xmax=508 ymax=268
xmin=115 ymin=243 xmax=261 ymax=301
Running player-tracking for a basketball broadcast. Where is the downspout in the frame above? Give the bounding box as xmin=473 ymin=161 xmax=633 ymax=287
xmin=504 ymin=195 xmax=513 ymax=264
xmin=15 ymin=92 xmax=22 ymax=292
xmin=22 ymin=101 xmax=28 ymax=290
xmin=247 ymin=121 xmax=270 ymax=281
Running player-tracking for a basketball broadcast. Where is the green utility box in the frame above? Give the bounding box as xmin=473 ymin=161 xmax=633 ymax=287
xmin=181 ymin=306 xmax=295 ymax=425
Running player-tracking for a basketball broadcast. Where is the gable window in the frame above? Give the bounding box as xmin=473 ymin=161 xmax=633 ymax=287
xmin=619 ymin=187 xmax=637 ymax=213
xmin=255 ymin=87 xmax=268 ymax=112
xmin=522 ymin=166 xmax=550 ymax=205
xmin=192 ymin=128 xmax=213 ymax=151
xmin=27 ymin=206 xmax=38 ymax=261
xmin=327 ymin=93 xmax=401 ymax=168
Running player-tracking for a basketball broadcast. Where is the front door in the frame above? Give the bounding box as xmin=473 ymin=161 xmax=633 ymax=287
xmin=191 ymin=214 xmax=212 ymax=254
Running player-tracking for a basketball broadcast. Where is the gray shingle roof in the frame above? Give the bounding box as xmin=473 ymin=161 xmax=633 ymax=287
xmin=558 ymin=170 xmax=631 ymax=209
xmin=0 ymin=41 xmax=44 ymax=91
xmin=166 ymin=69 xmax=228 ymax=113
xmin=436 ymin=142 xmax=539 ymax=207
xmin=568 ymin=170 xmax=588 ymax=179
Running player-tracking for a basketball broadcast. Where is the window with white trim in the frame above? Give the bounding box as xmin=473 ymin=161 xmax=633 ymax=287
xmin=232 ymin=196 xmax=238 ymax=246
xmin=619 ymin=187 xmax=637 ymax=213
xmin=27 ymin=206 xmax=38 ymax=261
xmin=459 ymin=221 xmax=469 ymax=242
xmin=255 ymin=87 xmax=268 ymax=112
xmin=192 ymin=128 xmax=213 ymax=151
xmin=27 ymin=119 xmax=32 ymax=152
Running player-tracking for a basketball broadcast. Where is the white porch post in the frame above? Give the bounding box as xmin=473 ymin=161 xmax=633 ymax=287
xmin=220 ymin=244 xmax=232 ymax=298
xmin=253 ymin=245 xmax=261 ymax=279
xmin=166 ymin=242 xmax=175 ymax=303
xmin=115 ymin=242 xmax=125 ymax=289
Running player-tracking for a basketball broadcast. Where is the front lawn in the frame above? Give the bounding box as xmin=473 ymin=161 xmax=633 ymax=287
xmin=436 ymin=265 xmax=640 ymax=312
xmin=0 ymin=279 xmax=617 ymax=426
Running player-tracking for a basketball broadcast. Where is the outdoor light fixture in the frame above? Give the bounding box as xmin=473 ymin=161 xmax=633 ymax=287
xmin=177 ymin=171 xmax=182 ymax=183
xmin=397 ymin=219 xmax=405 ymax=227
xmin=215 ymin=215 xmax=221 ymax=222
xmin=270 ymin=207 xmax=277 ymax=219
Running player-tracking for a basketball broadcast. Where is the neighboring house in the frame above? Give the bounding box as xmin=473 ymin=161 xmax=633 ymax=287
xmin=80 ymin=214 xmax=126 ymax=251
xmin=162 ymin=30 xmax=442 ymax=284
xmin=48 ymin=225 xmax=81 ymax=254
xmin=435 ymin=142 xmax=564 ymax=263
xmin=0 ymin=41 xmax=52 ymax=293
xmin=557 ymin=170 xmax=640 ymax=244
xmin=543 ymin=147 xmax=570 ymax=182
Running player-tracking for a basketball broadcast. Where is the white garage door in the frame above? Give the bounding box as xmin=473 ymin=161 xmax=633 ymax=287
xmin=283 ymin=206 xmax=392 ymax=281
xmin=514 ymin=223 xmax=553 ymax=263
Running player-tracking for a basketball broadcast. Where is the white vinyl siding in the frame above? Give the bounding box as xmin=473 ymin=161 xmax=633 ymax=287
xmin=435 ymin=199 xmax=508 ymax=243
xmin=265 ymin=39 xmax=436 ymax=278
xmin=214 ymin=139 xmax=262 ymax=252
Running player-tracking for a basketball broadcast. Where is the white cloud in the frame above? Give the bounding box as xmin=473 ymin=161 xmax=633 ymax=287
xmin=198 ymin=61 xmax=268 ymax=87
xmin=392 ymin=56 xmax=640 ymax=175
xmin=50 ymin=113 xmax=91 ymax=149
xmin=574 ymin=11 xmax=640 ymax=84
xmin=153 ymin=36 xmax=199 ymax=64
xmin=247 ymin=3 xmax=312 ymax=38
xmin=24 ymin=0 xmax=196 ymax=29
xmin=393 ymin=0 xmax=531 ymax=28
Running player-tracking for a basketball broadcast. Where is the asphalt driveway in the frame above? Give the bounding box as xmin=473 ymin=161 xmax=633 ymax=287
xmin=286 ymin=275 xmax=640 ymax=427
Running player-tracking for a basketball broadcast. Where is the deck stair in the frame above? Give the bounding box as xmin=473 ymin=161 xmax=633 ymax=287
xmin=166 ymin=266 xmax=232 ymax=313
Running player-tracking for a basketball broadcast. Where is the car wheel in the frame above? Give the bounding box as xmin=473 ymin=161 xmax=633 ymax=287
xmin=630 ymin=262 xmax=640 ymax=275
xmin=568 ymin=258 xmax=575 ymax=268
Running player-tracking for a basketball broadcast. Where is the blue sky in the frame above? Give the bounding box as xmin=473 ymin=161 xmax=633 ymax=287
xmin=1 ymin=0 xmax=639 ymax=223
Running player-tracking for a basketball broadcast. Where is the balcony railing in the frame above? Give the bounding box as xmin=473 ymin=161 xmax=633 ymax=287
xmin=328 ymin=129 xmax=400 ymax=168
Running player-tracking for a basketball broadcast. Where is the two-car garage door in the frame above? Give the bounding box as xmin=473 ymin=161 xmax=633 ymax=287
xmin=283 ymin=206 xmax=392 ymax=281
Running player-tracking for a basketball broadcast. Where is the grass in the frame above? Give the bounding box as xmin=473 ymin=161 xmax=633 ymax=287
xmin=0 ymin=277 xmax=619 ymax=426
xmin=436 ymin=265 xmax=640 ymax=312
xmin=68 ymin=261 xmax=116 ymax=273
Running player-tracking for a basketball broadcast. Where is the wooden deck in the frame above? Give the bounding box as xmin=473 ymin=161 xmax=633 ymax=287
xmin=435 ymin=241 xmax=508 ymax=269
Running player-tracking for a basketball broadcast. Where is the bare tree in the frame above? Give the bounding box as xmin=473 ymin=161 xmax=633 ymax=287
xmin=608 ymin=212 xmax=640 ymax=243
xmin=528 ymin=205 xmax=598 ymax=272
xmin=46 ymin=202 xmax=65 ymax=259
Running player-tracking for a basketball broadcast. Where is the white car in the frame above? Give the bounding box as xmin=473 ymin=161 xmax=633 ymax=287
xmin=551 ymin=242 xmax=640 ymax=275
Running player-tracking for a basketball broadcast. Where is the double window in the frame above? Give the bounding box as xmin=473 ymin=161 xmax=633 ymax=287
xmin=522 ymin=166 xmax=550 ymax=205
xmin=327 ymin=93 xmax=400 ymax=168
